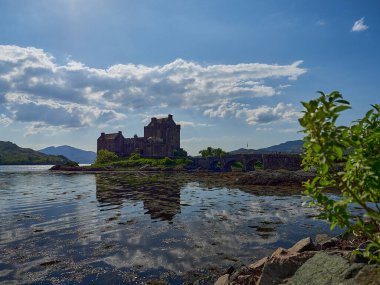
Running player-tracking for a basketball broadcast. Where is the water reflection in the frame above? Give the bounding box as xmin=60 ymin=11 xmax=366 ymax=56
xmin=96 ymin=174 xmax=182 ymax=221
xmin=0 ymin=170 xmax=342 ymax=284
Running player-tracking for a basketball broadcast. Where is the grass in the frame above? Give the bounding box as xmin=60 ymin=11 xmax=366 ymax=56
xmin=92 ymin=153 xmax=192 ymax=170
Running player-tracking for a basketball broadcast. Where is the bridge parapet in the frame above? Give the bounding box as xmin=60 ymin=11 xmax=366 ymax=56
xmin=262 ymin=153 xmax=302 ymax=171
xmin=190 ymin=153 xmax=302 ymax=172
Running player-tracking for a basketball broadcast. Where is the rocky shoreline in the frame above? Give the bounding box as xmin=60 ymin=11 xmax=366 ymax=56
xmin=234 ymin=169 xmax=315 ymax=187
xmin=213 ymin=234 xmax=379 ymax=285
xmin=50 ymin=166 xmax=315 ymax=187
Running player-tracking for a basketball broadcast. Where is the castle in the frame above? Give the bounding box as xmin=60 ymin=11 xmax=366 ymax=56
xmin=97 ymin=114 xmax=183 ymax=157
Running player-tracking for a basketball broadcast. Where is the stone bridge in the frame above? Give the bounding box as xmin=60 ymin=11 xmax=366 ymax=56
xmin=190 ymin=153 xmax=302 ymax=172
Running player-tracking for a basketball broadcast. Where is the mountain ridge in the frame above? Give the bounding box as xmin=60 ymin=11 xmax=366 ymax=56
xmin=0 ymin=141 xmax=70 ymax=165
xmin=229 ymin=140 xmax=303 ymax=155
xmin=39 ymin=145 xmax=96 ymax=164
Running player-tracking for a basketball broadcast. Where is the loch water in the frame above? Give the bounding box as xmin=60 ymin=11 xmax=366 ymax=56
xmin=0 ymin=167 xmax=341 ymax=284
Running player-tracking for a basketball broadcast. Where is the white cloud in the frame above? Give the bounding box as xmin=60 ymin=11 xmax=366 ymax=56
xmin=203 ymin=101 xmax=300 ymax=125
xmin=238 ymin=103 xmax=300 ymax=125
xmin=0 ymin=114 xmax=12 ymax=126
xmin=256 ymin=127 xmax=273 ymax=132
xmin=0 ymin=45 xmax=307 ymax=129
xmin=203 ymin=101 xmax=245 ymax=118
xmin=351 ymin=17 xmax=368 ymax=32
xmin=176 ymin=120 xmax=214 ymax=128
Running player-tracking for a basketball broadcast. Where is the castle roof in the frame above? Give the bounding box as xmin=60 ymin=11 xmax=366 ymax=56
xmin=104 ymin=133 xmax=119 ymax=139
xmin=99 ymin=132 xmax=124 ymax=140
xmin=147 ymin=114 xmax=177 ymax=127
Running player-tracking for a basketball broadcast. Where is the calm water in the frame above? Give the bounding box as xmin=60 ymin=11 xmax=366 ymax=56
xmin=0 ymin=167 xmax=340 ymax=284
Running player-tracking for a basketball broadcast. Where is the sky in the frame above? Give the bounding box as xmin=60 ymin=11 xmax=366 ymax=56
xmin=0 ymin=0 xmax=379 ymax=155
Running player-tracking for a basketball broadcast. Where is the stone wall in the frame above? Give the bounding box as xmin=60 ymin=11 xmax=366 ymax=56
xmin=97 ymin=132 xmax=125 ymax=156
xmin=262 ymin=153 xmax=302 ymax=171
xmin=190 ymin=153 xmax=302 ymax=172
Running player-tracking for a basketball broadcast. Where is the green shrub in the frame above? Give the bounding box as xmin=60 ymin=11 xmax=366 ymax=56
xmin=64 ymin=161 xmax=79 ymax=167
xmin=299 ymin=91 xmax=380 ymax=264
xmin=173 ymin=148 xmax=188 ymax=157
xmin=162 ymin=157 xmax=175 ymax=166
xmin=95 ymin=150 xmax=119 ymax=164
xmin=129 ymin=153 xmax=141 ymax=160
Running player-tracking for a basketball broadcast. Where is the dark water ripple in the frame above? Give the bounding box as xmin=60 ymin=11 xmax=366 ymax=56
xmin=0 ymin=169 xmax=341 ymax=284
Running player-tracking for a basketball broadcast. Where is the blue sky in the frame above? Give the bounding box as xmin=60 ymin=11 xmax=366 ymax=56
xmin=0 ymin=0 xmax=379 ymax=155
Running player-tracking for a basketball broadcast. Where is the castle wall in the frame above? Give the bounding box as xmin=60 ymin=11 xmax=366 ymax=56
xmin=98 ymin=115 xmax=181 ymax=158
xmin=125 ymin=137 xmax=146 ymax=155
xmin=97 ymin=133 xmax=125 ymax=156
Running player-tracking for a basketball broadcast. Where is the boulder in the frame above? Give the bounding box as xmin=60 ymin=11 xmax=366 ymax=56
xmin=257 ymin=248 xmax=316 ymax=285
xmin=214 ymin=274 xmax=229 ymax=285
xmin=286 ymin=252 xmax=360 ymax=285
xmin=248 ymin=256 xmax=268 ymax=270
xmin=288 ymin=237 xmax=315 ymax=253
xmin=315 ymin=233 xmax=331 ymax=245
xmin=319 ymin=237 xmax=338 ymax=250
xmin=346 ymin=265 xmax=380 ymax=285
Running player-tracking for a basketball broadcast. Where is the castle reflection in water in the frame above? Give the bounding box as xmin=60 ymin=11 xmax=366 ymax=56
xmin=95 ymin=173 xmax=182 ymax=221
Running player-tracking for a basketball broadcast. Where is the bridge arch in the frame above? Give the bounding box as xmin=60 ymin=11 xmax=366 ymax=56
xmin=209 ymin=158 xmax=222 ymax=171
xmin=222 ymin=159 xmax=238 ymax=172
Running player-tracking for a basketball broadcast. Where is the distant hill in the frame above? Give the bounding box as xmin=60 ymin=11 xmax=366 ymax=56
xmin=229 ymin=140 xmax=304 ymax=155
xmin=258 ymin=140 xmax=304 ymax=153
xmin=0 ymin=141 xmax=70 ymax=165
xmin=39 ymin=145 xmax=96 ymax=164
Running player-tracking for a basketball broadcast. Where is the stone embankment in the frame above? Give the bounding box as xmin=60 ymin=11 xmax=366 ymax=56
xmin=214 ymin=235 xmax=380 ymax=285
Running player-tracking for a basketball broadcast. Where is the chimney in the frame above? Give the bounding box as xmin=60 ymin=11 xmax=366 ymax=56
xmin=101 ymin=132 xmax=105 ymax=137
xmin=168 ymin=114 xmax=173 ymax=120
xmin=118 ymin=131 xmax=122 ymax=134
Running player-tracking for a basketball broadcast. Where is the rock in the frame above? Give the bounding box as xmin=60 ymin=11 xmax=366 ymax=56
xmin=319 ymin=237 xmax=338 ymax=250
xmin=315 ymin=233 xmax=331 ymax=245
xmin=214 ymin=274 xmax=229 ymax=285
xmin=229 ymin=266 xmax=250 ymax=282
xmin=224 ymin=266 xmax=235 ymax=275
xmin=347 ymin=251 xmax=369 ymax=264
xmin=286 ymin=252 xmax=353 ymax=285
xmin=257 ymin=248 xmax=316 ymax=285
xmin=342 ymin=262 xmax=365 ymax=279
xmin=248 ymin=256 xmax=268 ymax=270
xmin=237 ymin=274 xmax=256 ymax=284
xmin=139 ymin=165 xmax=161 ymax=171
xmin=346 ymin=265 xmax=380 ymax=285
xmin=288 ymin=237 xmax=315 ymax=253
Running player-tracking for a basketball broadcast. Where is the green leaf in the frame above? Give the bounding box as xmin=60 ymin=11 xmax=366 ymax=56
xmin=334 ymin=105 xmax=351 ymax=113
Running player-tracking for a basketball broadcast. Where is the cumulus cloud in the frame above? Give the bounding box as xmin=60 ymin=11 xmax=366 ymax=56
xmin=0 ymin=45 xmax=306 ymax=130
xmin=203 ymin=101 xmax=245 ymax=118
xmin=238 ymin=103 xmax=300 ymax=125
xmin=0 ymin=114 xmax=12 ymax=126
xmin=351 ymin=17 xmax=368 ymax=32
xmin=203 ymin=101 xmax=299 ymax=125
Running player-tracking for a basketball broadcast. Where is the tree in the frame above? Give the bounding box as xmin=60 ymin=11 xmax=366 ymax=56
xmin=213 ymin=148 xmax=227 ymax=158
xmin=95 ymin=150 xmax=118 ymax=164
xmin=299 ymin=91 xmax=380 ymax=264
xmin=198 ymin=147 xmax=227 ymax=158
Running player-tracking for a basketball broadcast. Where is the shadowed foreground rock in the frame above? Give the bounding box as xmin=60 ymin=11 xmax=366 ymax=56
xmin=287 ymin=252 xmax=380 ymax=285
xmin=213 ymin=235 xmax=380 ymax=285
